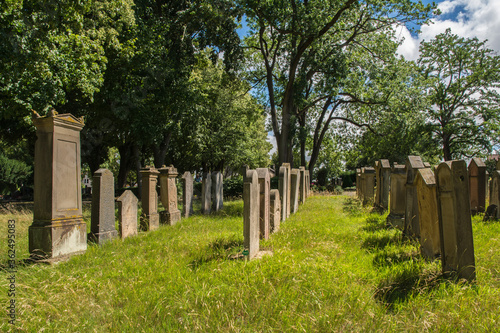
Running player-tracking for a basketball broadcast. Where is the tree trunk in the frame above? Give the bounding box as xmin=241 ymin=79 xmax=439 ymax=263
xmin=153 ymin=132 xmax=172 ymax=168
xmin=133 ymin=144 xmax=142 ymax=200
xmin=443 ymin=135 xmax=452 ymax=161
xmin=117 ymin=142 xmax=133 ymax=188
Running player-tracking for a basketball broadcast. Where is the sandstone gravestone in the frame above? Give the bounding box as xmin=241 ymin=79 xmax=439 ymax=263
xmin=140 ymin=166 xmax=160 ymax=231
xmin=290 ymin=169 xmax=301 ymax=213
xmin=117 ymin=190 xmax=138 ymax=239
xmin=387 ymin=164 xmax=407 ymax=229
xmin=278 ymin=166 xmax=288 ymax=222
xmin=415 ymin=168 xmax=440 ymax=259
xmin=256 ymin=168 xmax=271 ymax=240
xmin=89 ymin=168 xmax=117 ymax=244
xmin=305 ymin=170 xmax=311 ymax=198
xmin=211 ymin=171 xmax=223 ymax=212
xmin=29 ymin=111 xmax=87 ymax=259
xmin=356 ymin=168 xmax=362 ymax=198
xmin=181 ymin=172 xmax=194 ymax=218
xmin=201 ymin=172 xmax=212 ymax=214
xmin=404 ymin=156 xmax=425 ymax=238
xmin=159 ymin=165 xmax=181 ymax=225
xmin=299 ymin=166 xmax=306 ymax=204
xmin=374 ymin=159 xmax=391 ymax=210
xmin=468 ymin=158 xmax=487 ymax=214
xmin=488 ymin=170 xmax=500 ymax=219
xmin=436 ymin=160 xmax=476 ymax=281
xmin=282 ymin=163 xmax=292 ymax=218
xmin=243 ymin=169 xmax=260 ymax=260
xmin=270 ymin=189 xmax=281 ymax=233
xmin=362 ymin=167 xmax=375 ymax=206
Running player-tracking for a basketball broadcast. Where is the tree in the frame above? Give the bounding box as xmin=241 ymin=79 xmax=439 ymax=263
xmin=418 ymin=28 xmax=500 ymax=160
xmin=241 ymin=0 xmax=435 ymax=168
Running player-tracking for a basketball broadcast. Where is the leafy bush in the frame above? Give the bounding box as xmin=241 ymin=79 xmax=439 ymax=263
xmin=224 ymin=176 xmax=243 ymax=198
xmin=0 ymin=153 xmax=32 ymax=195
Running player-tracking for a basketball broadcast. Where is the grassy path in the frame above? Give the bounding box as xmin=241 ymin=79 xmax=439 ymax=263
xmin=1 ymin=195 xmax=500 ymax=331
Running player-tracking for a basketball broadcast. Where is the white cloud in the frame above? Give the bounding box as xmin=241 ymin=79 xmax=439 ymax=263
xmin=397 ymin=0 xmax=500 ymax=60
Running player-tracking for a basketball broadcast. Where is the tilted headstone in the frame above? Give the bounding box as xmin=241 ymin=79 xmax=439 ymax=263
xmin=468 ymin=158 xmax=487 ymax=214
xmin=117 ymin=190 xmax=138 ymax=239
xmin=387 ymin=164 xmax=406 ymax=229
xmin=243 ymin=169 xmax=260 ymax=260
xmin=256 ymin=168 xmax=271 ymax=240
xmin=362 ymin=167 xmax=375 ymax=206
xmin=270 ymin=189 xmax=281 ymax=233
xmin=436 ymin=160 xmax=476 ymax=281
xmin=488 ymin=170 xmax=500 ymax=219
xmin=181 ymin=171 xmax=194 ymax=218
xmin=299 ymin=166 xmax=306 ymax=204
xmin=374 ymin=159 xmax=391 ymax=210
xmin=29 ymin=112 xmax=87 ymax=259
xmin=290 ymin=169 xmax=301 ymax=213
xmin=211 ymin=171 xmax=223 ymax=212
xmin=415 ymin=168 xmax=440 ymax=259
xmin=278 ymin=166 xmax=288 ymax=222
xmin=201 ymin=172 xmax=212 ymax=214
xmin=404 ymin=156 xmax=425 ymax=238
xmin=90 ymin=168 xmax=117 ymax=244
xmin=140 ymin=166 xmax=160 ymax=231
xmin=282 ymin=163 xmax=292 ymax=218
xmin=159 ymin=165 xmax=181 ymax=225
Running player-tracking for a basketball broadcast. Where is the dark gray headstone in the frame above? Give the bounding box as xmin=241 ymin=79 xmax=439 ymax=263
xmin=90 ymin=168 xmax=118 ymax=244
xmin=201 ymin=172 xmax=212 ymax=214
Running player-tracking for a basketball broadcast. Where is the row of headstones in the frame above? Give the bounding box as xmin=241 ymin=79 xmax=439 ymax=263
xmin=243 ymin=165 xmax=311 ymax=260
xmin=356 ymin=156 xmax=483 ymax=281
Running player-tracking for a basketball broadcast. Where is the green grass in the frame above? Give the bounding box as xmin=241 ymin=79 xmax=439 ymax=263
xmin=1 ymin=196 xmax=500 ymax=331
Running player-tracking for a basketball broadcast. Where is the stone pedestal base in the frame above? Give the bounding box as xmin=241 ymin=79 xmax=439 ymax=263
xmin=88 ymin=230 xmax=118 ymax=245
xmin=386 ymin=214 xmax=404 ymax=229
xmin=160 ymin=210 xmax=181 ymax=226
xmin=29 ymin=218 xmax=87 ymax=259
xmin=141 ymin=213 xmax=159 ymax=231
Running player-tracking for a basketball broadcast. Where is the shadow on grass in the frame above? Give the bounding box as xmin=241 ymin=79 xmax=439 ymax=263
xmin=188 ymin=236 xmax=244 ymax=270
xmin=342 ymin=197 xmax=363 ymax=216
xmin=362 ymin=233 xmax=403 ymax=251
xmin=361 ymin=215 xmax=390 ymax=232
xmin=372 ymin=250 xmax=420 ymax=267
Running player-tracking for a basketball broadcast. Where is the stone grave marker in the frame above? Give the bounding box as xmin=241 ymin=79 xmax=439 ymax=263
xmin=159 ymin=165 xmax=181 ymax=225
xmin=256 ymin=168 xmax=271 ymax=240
xmin=468 ymin=158 xmax=487 ymax=214
xmin=243 ymin=169 xmax=260 ymax=260
xmin=89 ymin=168 xmax=117 ymax=244
xmin=299 ymin=166 xmax=306 ymax=204
xmin=415 ymin=168 xmax=440 ymax=258
xmin=181 ymin=171 xmax=194 ymax=218
xmin=404 ymin=156 xmax=425 ymax=238
xmin=305 ymin=170 xmax=311 ymax=198
xmin=270 ymin=189 xmax=281 ymax=233
xmin=282 ymin=163 xmax=292 ymax=218
xmin=356 ymin=168 xmax=362 ymax=198
xmin=201 ymin=172 xmax=212 ymax=214
xmin=211 ymin=171 xmax=223 ymax=212
xmin=140 ymin=166 xmax=160 ymax=231
xmin=29 ymin=111 xmax=87 ymax=259
xmin=117 ymin=190 xmax=138 ymax=239
xmin=488 ymin=170 xmax=500 ymax=219
xmin=290 ymin=169 xmax=301 ymax=213
xmin=362 ymin=167 xmax=375 ymax=206
xmin=278 ymin=165 xmax=288 ymax=222
xmin=436 ymin=160 xmax=476 ymax=281
xmin=387 ymin=164 xmax=406 ymax=229
xmin=375 ymin=159 xmax=391 ymax=210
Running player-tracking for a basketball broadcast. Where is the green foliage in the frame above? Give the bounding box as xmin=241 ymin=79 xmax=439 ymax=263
xmin=0 ymin=153 xmax=32 ymax=195
xmin=223 ymin=176 xmax=243 ymax=198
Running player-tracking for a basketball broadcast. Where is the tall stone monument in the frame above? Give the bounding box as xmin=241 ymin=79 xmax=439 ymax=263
xmin=211 ymin=171 xmax=223 ymax=212
xmin=29 ymin=111 xmax=87 ymax=259
xmin=305 ymin=170 xmax=311 ymax=198
xmin=117 ymin=190 xmax=138 ymax=239
xmin=181 ymin=171 xmax=194 ymax=218
xmin=299 ymin=166 xmax=306 ymax=204
xmin=374 ymin=159 xmax=391 ymax=210
xmin=387 ymin=164 xmax=406 ymax=229
xmin=436 ymin=160 xmax=475 ymax=281
xmin=278 ymin=166 xmax=288 ymax=222
xmin=159 ymin=165 xmax=181 ymax=225
xmin=270 ymin=189 xmax=281 ymax=233
xmin=243 ymin=169 xmax=260 ymax=260
xmin=282 ymin=163 xmax=292 ymax=218
xmin=256 ymin=168 xmax=271 ymax=240
xmin=468 ymin=158 xmax=487 ymax=214
xmin=404 ymin=156 xmax=425 ymax=238
xmin=201 ymin=172 xmax=212 ymax=214
xmin=488 ymin=170 xmax=500 ymax=219
xmin=290 ymin=169 xmax=301 ymax=214
xmin=140 ymin=166 xmax=160 ymax=231
xmin=415 ymin=168 xmax=440 ymax=259
xmin=89 ymin=168 xmax=117 ymax=244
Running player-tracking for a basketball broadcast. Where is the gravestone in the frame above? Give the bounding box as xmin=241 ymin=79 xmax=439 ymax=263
xmin=305 ymin=170 xmax=311 ymax=198
xmin=243 ymin=169 xmax=260 ymax=260
xmin=436 ymin=160 xmax=476 ymax=281
xmin=270 ymin=189 xmax=281 ymax=233
xmin=181 ymin=172 xmax=194 ymax=218
xmin=29 ymin=112 xmax=87 ymax=259
xmin=201 ymin=172 xmax=212 ymax=214
xmin=211 ymin=171 xmax=223 ymax=212
xmin=159 ymin=165 xmax=181 ymax=225
xmin=299 ymin=166 xmax=306 ymax=204
xmin=468 ymin=158 xmax=487 ymax=214
xmin=256 ymin=168 xmax=271 ymax=240
xmin=415 ymin=168 xmax=440 ymax=259
xmin=404 ymin=156 xmax=425 ymax=238
xmin=290 ymin=169 xmax=301 ymax=213
xmin=140 ymin=166 xmax=160 ymax=231
xmin=117 ymin=190 xmax=138 ymax=239
xmin=278 ymin=166 xmax=288 ymax=222
xmin=387 ymin=164 xmax=406 ymax=229
xmin=374 ymin=159 xmax=391 ymax=210
xmin=488 ymin=170 xmax=500 ymax=219
xmin=89 ymin=168 xmax=117 ymax=244
xmin=356 ymin=168 xmax=362 ymax=198
xmin=282 ymin=163 xmax=292 ymax=218
xmin=362 ymin=167 xmax=375 ymax=206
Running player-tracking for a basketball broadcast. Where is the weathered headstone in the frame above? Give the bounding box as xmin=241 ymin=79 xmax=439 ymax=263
xmin=468 ymin=158 xmax=487 ymax=214
xmin=243 ymin=169 xmax=260 ymax=260
xmin=356 ymin=168 xmax=362 ymax=199
xmin=415 ymin=168 xmax=440 ymax=259
xmin=299 ymin=166 xmax=306 ymax=204
xmin=29 ymin=112 xmax=87 ymax=259
xmin=278 ymin=166 xmax=288 ymax=222
xmin=404 ymin=156 xmax=425 ymax=238
xmin=362 ymin=167 xmax=375 ymax=206
xmin=282 ymin=163 xmax=292 ymax=218
xmin=305 ymin=170 xmax=311 ymax=198
xmin=140 ymin=166 xmax=160 ymax=231
xmin=256 ymin=168 xmax=271 ymax=240
xmin=159 ymin=165 xmax=181 ymax=225
xmin=488 ymin=170 xmax=500 ymax=219
xmin=374 ymin=159 xmax=391 ymax=210
xmin=201 ymin=172 xmax=212 ymax=214
xmin=270 ymin=189 xmax=281 ymax=233
xmin=117 ymin=190 xmax=138 ymax=239
xmin=89 ymin=168 xmax=117 ymax=244
xmin=181 ymin=171 xmax=194 ymax=218
xmin=211 ymin=171 xmax=223 ymax=212
xmin=387 ymin=164 xmax=406 ymax=229
xmin=290 ymin=169 xmax=301 ymax=213
xmin=436 ymin=160 xmax=475 ymax=281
